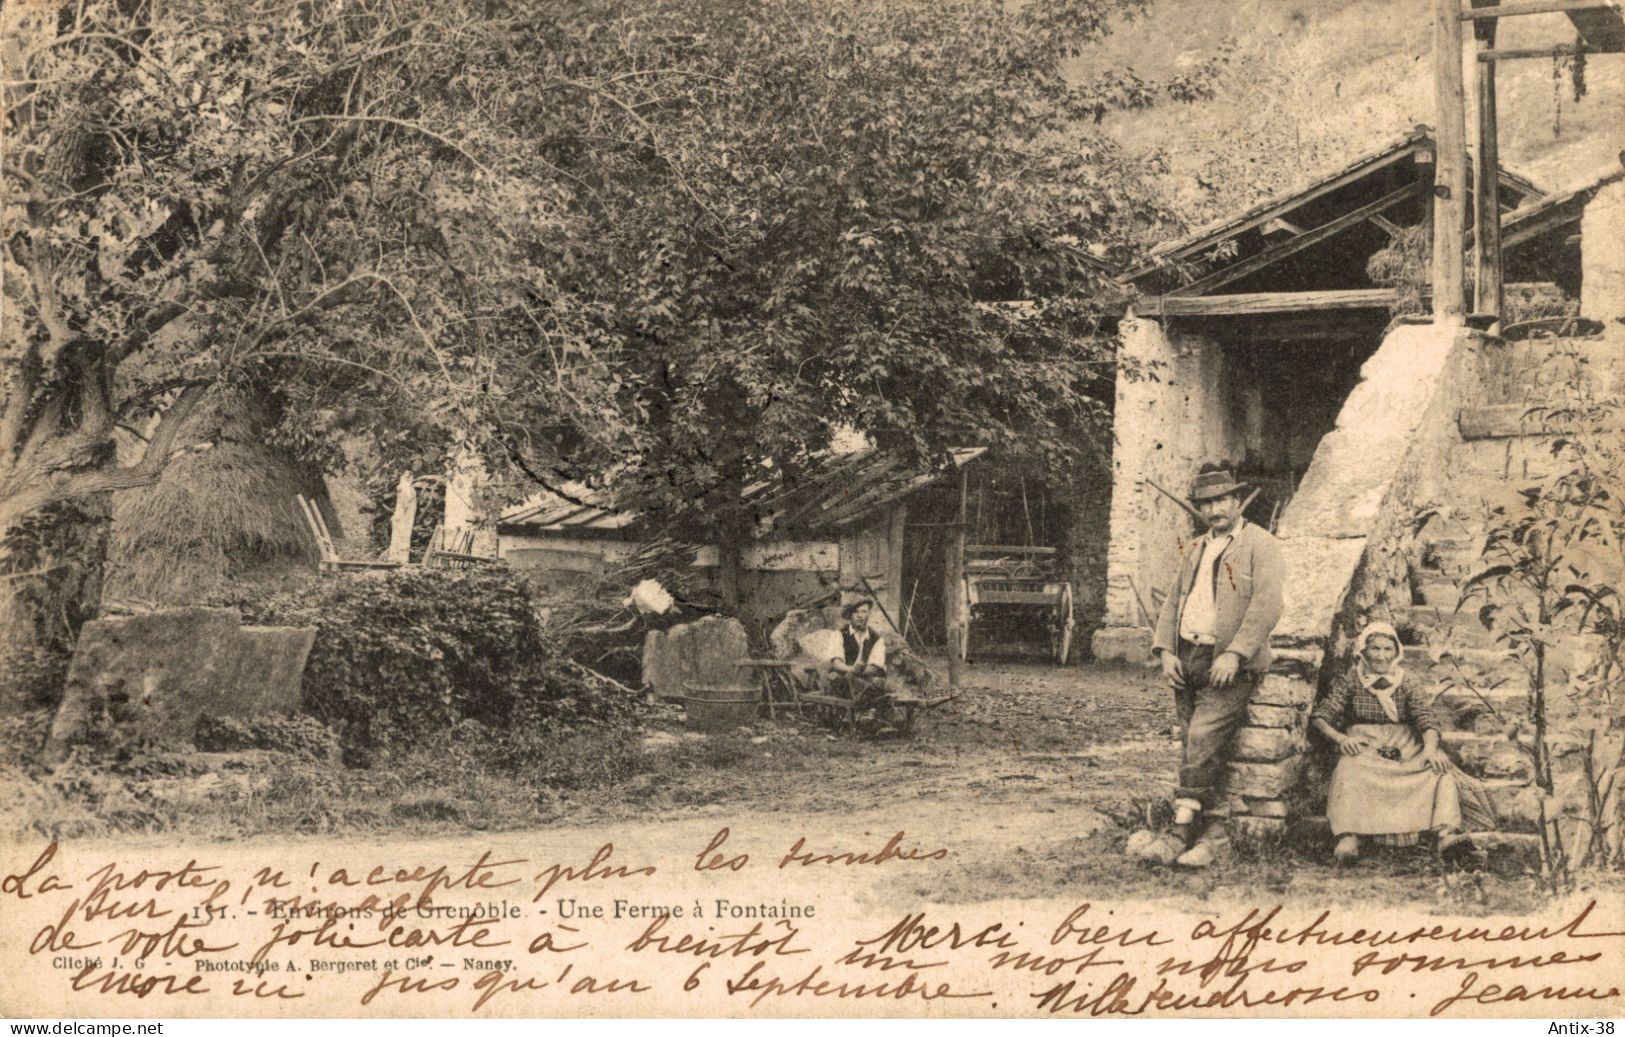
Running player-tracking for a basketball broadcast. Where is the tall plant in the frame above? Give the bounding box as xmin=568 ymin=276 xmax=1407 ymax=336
xmin=1461 ymin=335 xmax=1625 ymax=891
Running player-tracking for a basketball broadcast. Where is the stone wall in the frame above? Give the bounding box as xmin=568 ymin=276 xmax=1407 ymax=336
xmin=1224 ymin=321 xmax=1487 ymax=831
xmin=1580 ymin=176 xmax=1625 ymax=332
xmin=1093 ymin=316 xmax=1246 ymax=663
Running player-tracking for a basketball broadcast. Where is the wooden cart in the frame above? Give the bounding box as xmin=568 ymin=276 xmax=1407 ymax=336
xmin=960 ymin=543 xmax=1075 ymax=664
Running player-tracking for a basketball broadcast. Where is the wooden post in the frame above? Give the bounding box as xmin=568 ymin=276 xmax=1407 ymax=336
xmin=1433 ymin=0 xmax=1469 ymax=322
xmin=1472 ymin=2 xmax=1504 ymax=323
xmin=944 ymin=467 xmax=968 ymax=688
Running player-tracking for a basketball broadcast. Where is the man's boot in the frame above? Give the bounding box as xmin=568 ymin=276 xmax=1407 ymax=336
xmin=1175 ymin=817 xmax=1230 ymax=869
xmin=1133 ymin=801 xmax=1199 ymax=865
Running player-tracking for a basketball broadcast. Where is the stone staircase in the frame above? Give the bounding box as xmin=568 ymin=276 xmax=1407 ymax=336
xmin=1368 ymin=332 xmax=1619 ymax=856
xmin=1220 ymin=326 xmax=1618 ymax=853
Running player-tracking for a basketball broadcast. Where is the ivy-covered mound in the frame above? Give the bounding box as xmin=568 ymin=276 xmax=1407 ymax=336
xmin=223 ymin=568 xmax=639 ymax=765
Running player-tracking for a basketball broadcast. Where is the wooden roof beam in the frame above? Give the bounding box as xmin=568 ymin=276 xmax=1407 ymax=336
xmin=1123 ymin=138 xmax=1427 ymax=277
xmin=1169 ymin=180 xmax=1423 ymax=298
xmin=1459 ymin=1 xmax=1620 ymax=20
xmin=1478 ymin=42 xmax=1615 ymax=57
xmin=1261 ymin=217 xmax=1306 ymax=237
xmin=1139 ymin=289 xmax=1410 ymax=317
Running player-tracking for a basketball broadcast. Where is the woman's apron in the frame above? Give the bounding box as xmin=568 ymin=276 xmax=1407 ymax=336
xmin=1325 ymin=723 xmax=1494 ymax=843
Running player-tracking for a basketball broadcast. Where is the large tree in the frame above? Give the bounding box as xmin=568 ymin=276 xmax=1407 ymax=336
xmin=2 ymin=0 xmax=1206 ymax=644
xmin=0 ymin=0 xmax=624 ymax=654
xmin=512 ymin=0 xmax=1206 ymax=602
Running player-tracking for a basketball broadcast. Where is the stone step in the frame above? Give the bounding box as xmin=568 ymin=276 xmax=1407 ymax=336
xmin=1457 ymin=403 xmax=1586 ymax=441
xmin=1413 ymin=579 xmax=1461 ymax=608
xmin=1403 ymin=645 xmax=1523 ymax=683
xmin=1471 ymin=832 xmax=1542 ymax=862
xmin=1431 ymin=686 xmax=1530 ymax=734
xmin=1483 ymin=779 xmax=1541 ymax=829
xmin=1416 ymin=536 xmax=1485 ymax=578
xmin=1390 ymin=604 xmax=1501 ymax=649
xmin=1440 ymin=731 xmax=1533 ymax=781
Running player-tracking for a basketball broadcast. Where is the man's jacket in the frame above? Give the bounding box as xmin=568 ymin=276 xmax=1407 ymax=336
xmin=1152 ymin=520 xmax=1284 ymax=672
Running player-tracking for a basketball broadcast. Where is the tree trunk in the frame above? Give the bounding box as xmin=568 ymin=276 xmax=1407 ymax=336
xmin=0 ymin=385 xmax=205 ymax=711
xmin=712 ymin=473 xmax=747 ymax=614
xmin=717 ymin=537 xmax=743 ymax=612
xmin=0 ymin=499 xmax=110 ymax=714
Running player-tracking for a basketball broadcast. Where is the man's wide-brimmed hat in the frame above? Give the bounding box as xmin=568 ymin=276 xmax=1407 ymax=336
xmin=1187 ymin=469 xmax=1249 ymax=503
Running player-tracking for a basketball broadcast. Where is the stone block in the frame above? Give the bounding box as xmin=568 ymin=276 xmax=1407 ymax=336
xmin=1253 ymin=674 xmax=1315 ymax=707
xmin=1246 ymin=703 xmax=1301 ymax=729
xmin=1445 ymin=734 xmax=1533 ymax=781
xmin=1485 ymin=780 xmax=1540 ymax=827
xmin=1232 ymin=727 xmax=1300 ymax=763
xmin=1275 ymin=536 xmax=1368 ymax=640
xmin=1276 ymin=323 xmax=1457 ymax=540
xmin=769 ymin=606 xmax=845 ymax=660
xmin=45 ymin=608 xmax=315 ymax=764
xmin=1225 ymin=760 xmax=1299 ymax=799
xmin=642 ymin=615 xmax=752 ymax=702
xmin=1090 ymin=625 xmax=1155 ymax=666
xmin=1267 ymin=647 xmax=1323 ymax=681
xmin=1231 ymin=816 xmax=1287 ymax=841
xmin=1242 ymin=798 xmax=1289 ymax=818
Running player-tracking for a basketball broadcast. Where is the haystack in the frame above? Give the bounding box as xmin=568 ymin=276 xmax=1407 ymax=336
xmin=105 ymin=393 xmax=326 ymax=605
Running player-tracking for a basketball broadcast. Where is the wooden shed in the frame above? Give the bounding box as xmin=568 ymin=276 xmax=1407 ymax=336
xmin=497 ymin=448 xmax=987 ymax=633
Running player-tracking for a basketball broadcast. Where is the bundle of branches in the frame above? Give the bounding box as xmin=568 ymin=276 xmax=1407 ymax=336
xmin=541 ymin=535 xmax=716 ymax=687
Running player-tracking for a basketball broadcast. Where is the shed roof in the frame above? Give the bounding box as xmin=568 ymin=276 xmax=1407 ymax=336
xmin=1502 ymin=164 xmax=1625 ymax=249
xmin=499 ymin=447 xmax=987 ymax=539
xmin=1123 ymin=125 xmax=1547 ymax=298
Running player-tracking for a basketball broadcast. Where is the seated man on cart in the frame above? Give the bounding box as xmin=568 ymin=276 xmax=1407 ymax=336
xmin=825 ymin=599 xmax=901 ymax=734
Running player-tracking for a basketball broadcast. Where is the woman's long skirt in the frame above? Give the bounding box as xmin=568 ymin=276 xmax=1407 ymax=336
xmin=1325 ymin=723 xmax=1496 ymax=846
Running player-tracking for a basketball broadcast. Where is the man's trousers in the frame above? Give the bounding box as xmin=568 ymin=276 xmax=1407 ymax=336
xmin=1172 ymin=640 xmax=1259 ymax=817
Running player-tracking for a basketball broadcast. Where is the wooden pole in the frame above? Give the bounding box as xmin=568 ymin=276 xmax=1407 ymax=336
xmin=1458 ymin=0 xmax=1621 ymax=20
xmin=1433 ymin=0 xmax=1469 ymax=322
xmin=1472 ymin=3 xmax=1505 ymax=323
xmin=944 ymin=467 xmax=968 ymax=688
xmin=1477 ymin=43 xmax=1600 ymax=60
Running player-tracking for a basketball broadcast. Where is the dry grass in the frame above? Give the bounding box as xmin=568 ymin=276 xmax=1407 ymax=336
xmin=106 ymin=393 xmax=322 ymax=604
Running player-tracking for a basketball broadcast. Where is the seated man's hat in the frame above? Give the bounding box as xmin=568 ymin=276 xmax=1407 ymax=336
xmin=1187 ymin=468 xmax=1249 ymax=503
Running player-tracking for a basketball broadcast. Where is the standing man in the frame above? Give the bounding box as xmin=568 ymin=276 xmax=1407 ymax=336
xmin=1135 ymin=464 xmax=1283 ymax=869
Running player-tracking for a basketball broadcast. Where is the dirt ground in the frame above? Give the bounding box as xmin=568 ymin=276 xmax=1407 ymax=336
xmin=6 ymin=658 xmax=1616 ymax=917
xmin=549 ymin=657 xmax=1599 ymax=916
xmin=603 ymin=657 xmax=1176 ymax=826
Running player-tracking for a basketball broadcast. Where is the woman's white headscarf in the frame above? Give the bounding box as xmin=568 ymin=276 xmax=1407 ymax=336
xmin=1354 ymin=621 xmax=1405 ymax=722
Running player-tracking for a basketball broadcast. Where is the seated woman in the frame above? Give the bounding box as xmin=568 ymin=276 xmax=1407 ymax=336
xmin=1310 ymin=621 xmax=1496 ymax=864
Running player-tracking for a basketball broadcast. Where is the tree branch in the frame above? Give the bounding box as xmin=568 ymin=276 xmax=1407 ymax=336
xmin=140 ymin=382 xmax=208 ymax=465
xmin=292 ymin=114 xmax=492 ymax=174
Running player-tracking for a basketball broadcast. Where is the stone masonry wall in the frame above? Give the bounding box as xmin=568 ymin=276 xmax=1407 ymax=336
xmin=1093 ymin=316 xmax=1246 ymax=663
xmin=1226 ymin=321 xmax=1483 ymax=834
xmin=1580 ymin=176 xmax=1625 ymax=332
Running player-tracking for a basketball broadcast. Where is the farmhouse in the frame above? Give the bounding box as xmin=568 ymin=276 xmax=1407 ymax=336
xmin=1091 ymin=125 xmax=1621 ymax=663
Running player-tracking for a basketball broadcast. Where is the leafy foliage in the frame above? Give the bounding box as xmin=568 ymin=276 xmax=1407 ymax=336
xmin=221 ymin=568 xmax=638 ymax=765
xmin=518 ymin=0 xmax=1190 ymax=559
xmin=193 ymin=713 xmax=340 ymax=762
xmin=4 ymin=0 xmax=1201 ymax=630
xmin=1458 ymin=338 xmax=1625 ymax=887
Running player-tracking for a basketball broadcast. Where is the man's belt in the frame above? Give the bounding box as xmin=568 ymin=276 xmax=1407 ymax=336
xmin=1179 ymin=634 xmax=1217 ymax=647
